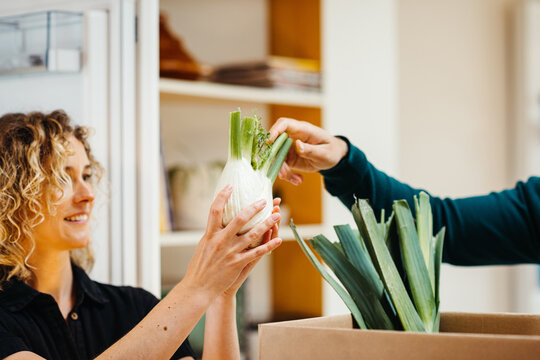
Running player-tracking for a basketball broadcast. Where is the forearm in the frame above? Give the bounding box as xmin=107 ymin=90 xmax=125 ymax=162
xmin=96 ymin=282 xmax=209 ymax=360
xmin=321 ymin=138 xmax=540 ymax=266
xmin=202 ymin=295 xmax=240 ymax=360
xmin=320 ymin=137 xmax=423 ymax=215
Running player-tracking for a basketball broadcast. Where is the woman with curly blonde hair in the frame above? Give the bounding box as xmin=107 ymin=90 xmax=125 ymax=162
xmin=0 ymin=110 xmax=282 ymax=360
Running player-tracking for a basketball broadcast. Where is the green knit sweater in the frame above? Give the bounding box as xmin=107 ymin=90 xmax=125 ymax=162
xmin=320 ymin=138 xmax=540 ymax=266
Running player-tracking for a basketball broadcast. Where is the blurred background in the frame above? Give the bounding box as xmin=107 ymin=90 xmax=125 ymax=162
xmin=0 ymin=0 xmax=539 ymax=359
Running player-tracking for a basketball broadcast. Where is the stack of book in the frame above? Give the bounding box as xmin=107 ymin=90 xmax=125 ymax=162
xmin=209 ymin=56 xmax=321 ymax=91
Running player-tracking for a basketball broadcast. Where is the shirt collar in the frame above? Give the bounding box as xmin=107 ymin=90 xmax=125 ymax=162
xmin=72 ymin=263 xmax=109 ymax=305
xmin=72 ymin=264 xmax=109 ymax=304
xmin=0 ymin=263 xmax=108 ymax=312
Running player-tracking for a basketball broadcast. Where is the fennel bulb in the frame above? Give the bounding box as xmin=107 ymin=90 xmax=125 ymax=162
xmin=215 ymin=110 xmax=292 ymax=244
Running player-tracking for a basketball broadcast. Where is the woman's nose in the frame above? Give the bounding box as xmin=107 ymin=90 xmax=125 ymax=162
xmin=73 ymin=179 xmax=95 ymax=203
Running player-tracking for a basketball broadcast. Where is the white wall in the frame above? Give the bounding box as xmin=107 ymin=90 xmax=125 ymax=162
xmin=321 ymin=0 xmax=399 ymax=316
xmin=159 ymin=0 xmax=267 ymax=66
xmin=0 ymin=73 xmax=83 ymax=121
xmin=398 ymin=0 xmax=519 ymax=312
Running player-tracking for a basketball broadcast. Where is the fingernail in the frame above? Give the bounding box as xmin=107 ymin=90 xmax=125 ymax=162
xmin=272 ymin=213 xmax=280 ymax=221
xmin=257 ymin=199 xmax=267 ymax=206
xmin=292 ymin=178 xmax=300 ymax=186
xmin=225 ymin=184 xmax=233 ymax=191
xmin=297 ymin=141 xmax=304 ymax=153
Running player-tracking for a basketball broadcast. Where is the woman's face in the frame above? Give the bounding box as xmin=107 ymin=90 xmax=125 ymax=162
xmin=31 ymin=136 xmax=95 ymax=252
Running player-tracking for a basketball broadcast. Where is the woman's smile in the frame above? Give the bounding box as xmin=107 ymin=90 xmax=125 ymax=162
xmin=64 ymin=212 xmax=90 ymax=224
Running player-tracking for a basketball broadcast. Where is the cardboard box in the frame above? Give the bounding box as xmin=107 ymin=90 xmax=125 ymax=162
xmin=259 ymin=313 xmax=540 ymax=359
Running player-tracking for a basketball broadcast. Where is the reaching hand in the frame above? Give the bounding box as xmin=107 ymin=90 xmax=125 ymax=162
xmin=268 ymin=118 xmax=348 ymax=185
xmin=220 ymin=197 xmax=281 ymax=299
xmin=181 ymin=185 xmax=282 ymax=303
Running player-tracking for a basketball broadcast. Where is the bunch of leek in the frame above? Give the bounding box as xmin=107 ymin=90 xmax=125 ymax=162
xmin=215 ymin=110 xmax=292 ymax=244
xmin=291 ymin=192 xmax=445 ymax=332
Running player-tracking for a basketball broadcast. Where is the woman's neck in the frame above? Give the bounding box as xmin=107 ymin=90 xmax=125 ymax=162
xmin=28 ymin=251 xmax=75 ymax=319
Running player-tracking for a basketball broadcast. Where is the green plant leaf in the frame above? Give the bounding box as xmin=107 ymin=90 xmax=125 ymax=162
xmin=352 ymin=199 xmax=425 ymax=332
xmin=415 ymin=192 xmax=433 ymax=290
xmin=333 ymin=224 xmax=383 ymax=297
xmin=290 ymin=221 xmax=367 ymax=329
xmin=311 ymin=234 xmax=395 ymax=330
xmin=394 ymin=200 xmax=435 ymax=332
xmin=433 ymin=226 xmax=445 ymax=306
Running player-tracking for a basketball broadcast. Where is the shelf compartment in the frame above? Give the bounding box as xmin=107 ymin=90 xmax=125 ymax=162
xmin=159 ymin=78 xmax=323 ymax=108
xmin=0 ymin=10 xmax=82 ymax=75
xmin=160 ymin=224 xmax=330 ymax=247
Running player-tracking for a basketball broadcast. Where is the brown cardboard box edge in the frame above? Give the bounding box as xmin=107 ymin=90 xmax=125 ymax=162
xmin=258 ymin=313 xmax=540 ymax=360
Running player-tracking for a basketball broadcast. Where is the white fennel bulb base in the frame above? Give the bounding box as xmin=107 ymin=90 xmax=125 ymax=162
xmin=214 ymin=110 xmax=292 ymax=248
xmin=218 ymin=159 xmax=273 ymax=237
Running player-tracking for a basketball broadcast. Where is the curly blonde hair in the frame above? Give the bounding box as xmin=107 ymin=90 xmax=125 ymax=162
xmin=0 ymin=110 xmax=103 ymax=285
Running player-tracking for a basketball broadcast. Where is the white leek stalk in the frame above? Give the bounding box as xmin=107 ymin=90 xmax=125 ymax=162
xmin=215 ymin=110 xmax=292 ymax=244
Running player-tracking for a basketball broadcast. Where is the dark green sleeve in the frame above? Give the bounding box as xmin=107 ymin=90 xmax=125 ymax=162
xmin=320 ymin=137 xmax=540 ymax=266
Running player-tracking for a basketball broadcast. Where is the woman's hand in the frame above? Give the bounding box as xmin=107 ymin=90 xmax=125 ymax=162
xmin=220 ymin=197 xmax=281 ymax=299
xmin=268 ymin=118 xmax=348 ymax=185
xmin=181 ymin=185 xmax=282 ymax=305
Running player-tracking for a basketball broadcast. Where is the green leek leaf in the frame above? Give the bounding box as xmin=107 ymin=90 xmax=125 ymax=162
xmin=353 ymin=199 xmax=425 ymax=332
xmin=415 ymin=192 xmax=433 ymax=290
xmin=311 ymin=234 xmax=395 ymax=330
xmin=333 ymin=224 xmax=384 ymax=297
xmin=290 ymin=221 xmax=367 ymax=329
xmin=433 ymin=227 xmax=445 ymax=306
xmin=394 ymin=200 xmax=435 ymax=332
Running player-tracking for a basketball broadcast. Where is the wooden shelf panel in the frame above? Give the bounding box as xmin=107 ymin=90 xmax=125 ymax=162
xmin=160 ymin=224 xmax=330 ymax=247
xmin=159 ymin=78 xmax=323 ymax=108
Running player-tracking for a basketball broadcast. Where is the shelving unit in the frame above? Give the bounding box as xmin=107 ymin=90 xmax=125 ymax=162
xmin=160 ymin=78 xmax=323 ymax=108
xmin=156 ymin=0 xmax=398 ymax=358
xmin=158 ymin=2 xmax=325 ymax=358
xmin=160 ymin=224 xmax=331 ymax=247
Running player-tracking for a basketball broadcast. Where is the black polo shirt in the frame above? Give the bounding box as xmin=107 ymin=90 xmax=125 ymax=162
xmin=0 ymin=265 xmax=195 ymax=359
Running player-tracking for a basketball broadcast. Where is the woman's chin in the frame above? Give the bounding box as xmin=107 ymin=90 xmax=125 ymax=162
xmin=65 ymin=235 xmax=91 ymax=249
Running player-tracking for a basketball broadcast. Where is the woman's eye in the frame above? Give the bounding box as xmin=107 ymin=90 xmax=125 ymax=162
xmin=83 ymin=174 xmax=93 ymax=181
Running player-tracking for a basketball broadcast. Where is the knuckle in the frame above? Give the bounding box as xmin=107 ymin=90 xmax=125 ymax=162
xmin=237 ymin=213 xmax=249 ymax=224
xmin=255 ymin=247 xmax=265 ymax=257
xmin=323 ymin=151 xmax=332 ymax=163
xmin=214 ymin=192 xmax=225 ymax=201
xmin=244 ymin=208 xmax=255 ymax=217
xmin=202 ymin=229 xmax=212 ymax=239
xmin=210 ymin=205 xmax=220 ymax=216
xmin=211 ymin=237 xmax=224 ymax=251
xmin=231 ymin=254 xmax=243 ymax=266
xmin=252 ymin=201 xmax=264 ymax=209
xmin=248 ymin=230 xmax=261 ymax=242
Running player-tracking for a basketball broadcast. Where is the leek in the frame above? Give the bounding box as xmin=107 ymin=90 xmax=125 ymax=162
xmin=292 ymin=191 xmax=445 ymax=333
xmin=216 ymin=110 xmax=292 ymax=239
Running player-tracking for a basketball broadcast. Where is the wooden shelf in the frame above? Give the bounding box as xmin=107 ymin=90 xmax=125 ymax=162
xmin=159 ymin=78 xmax=323 ymax=108
xmin=160 ymin=224 xmax=330 ymax=247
